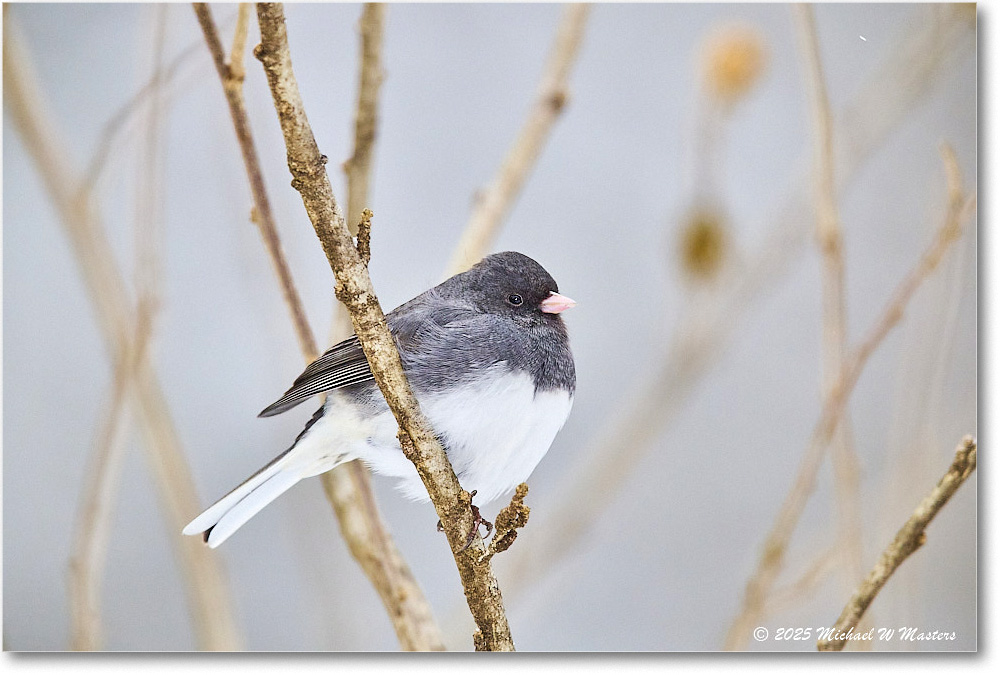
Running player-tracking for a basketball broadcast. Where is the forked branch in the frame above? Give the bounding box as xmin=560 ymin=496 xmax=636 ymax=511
xmin=724 ymin=146 xmax=976 ymax=650
xmin=3 ymin=14 xmax=240 ymax=650
xmin=193 ymin=3 xmax=443 ymax=651
xmin=254 ymin=3 xmax=514 ymax=651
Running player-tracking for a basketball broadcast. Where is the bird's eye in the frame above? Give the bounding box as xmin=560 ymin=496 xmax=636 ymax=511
xmin=507 ymin=293 xmax=524 ymax=306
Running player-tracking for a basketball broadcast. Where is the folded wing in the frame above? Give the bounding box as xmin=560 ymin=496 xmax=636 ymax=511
xmin=257 ymin=335 xmax=374 ymax=417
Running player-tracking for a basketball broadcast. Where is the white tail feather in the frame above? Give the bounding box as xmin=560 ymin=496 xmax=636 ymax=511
xmin=183 ymin=451 xmax=299 ymax=544
xmin=184 ymin=399 xmax=358 ymax=546
xmin=202 ymin=470 xmax=303 ymax=548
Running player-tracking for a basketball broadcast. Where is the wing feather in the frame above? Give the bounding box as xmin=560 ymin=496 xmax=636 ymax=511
xmin=258 ymin=335 xmax=372 ymax=417
xmin=257 ymin=296 xmax=480 ymax=418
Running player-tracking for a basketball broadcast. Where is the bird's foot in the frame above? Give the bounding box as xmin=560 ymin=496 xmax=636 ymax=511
xmin=458 ymin=499 xmax=493 ymax=553
xmin=435 ymin=490 xmax=493 ymax=553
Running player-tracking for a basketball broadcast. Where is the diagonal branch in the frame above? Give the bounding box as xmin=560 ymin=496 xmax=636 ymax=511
xmin=69 ymin=302 xmax=153 ymax=650
xmin=496 ymin=5 xmax=973 ymax=604
xmin=724 ymin=147 xmax=976 ymax=650
xmin=3 ymin=13 xmax=241 ymax=651
xmin=445 ymin=3 xmax=590 ymax=275
xmin=193 ymin=2 xmax=313 ymax=361
xmin=817 ymin=436 xmax=977 ymax=651
xmin=253 ymin=3 xmax=513 ymax=651
xmin=193 ymin=3 xmax=444 ymax=651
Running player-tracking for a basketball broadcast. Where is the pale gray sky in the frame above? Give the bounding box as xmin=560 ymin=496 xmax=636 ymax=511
xmin=3 ymin=3 xmax=976 ymax=651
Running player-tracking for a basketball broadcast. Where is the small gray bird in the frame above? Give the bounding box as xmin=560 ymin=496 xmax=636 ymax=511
xmin=184 ymin=251 xmax=576 ymax=547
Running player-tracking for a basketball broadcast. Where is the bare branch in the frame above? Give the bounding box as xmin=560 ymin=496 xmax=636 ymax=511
xmin=194 ymin=4 xmax=444 ymax=651
xmin=254 ymin=3 xmax=513 ymax=650
xmin=817 ymin=436 xmax=977 ymax=651
xmin=479 ymin=484 xmax=531 ymax=563
xmin=229 ymin=3 xmax=251 ymax=82
xmin=3 ymin=16 xmax=241 ymax=650
xmin=71 ymin=10 xmax=169 ymax=648
xmin=724 ymin=147 xmax=976 ymax=650
xmin=445 ymin=3 xmax=590 ymax=275
xmin=793 ymin=2 xmax=867 ymax=618
xmin=193 ymin=2 xmax=314 ymax=361
xmin=69 ymin=303 xmax=152 ymax=650
xmin=495 ymin=5 xmax=973 ymax=605
xmin=79 ymin=8 xmax=245 ymax=198
xmin=343 ymin=3 xmax=386 ymax=234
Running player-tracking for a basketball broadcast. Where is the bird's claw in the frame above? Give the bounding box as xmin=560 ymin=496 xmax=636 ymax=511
xmin=435 ymin=490 xmax=493 ymax=553
xmin=457 ymin=500 xmax=493 ymax=553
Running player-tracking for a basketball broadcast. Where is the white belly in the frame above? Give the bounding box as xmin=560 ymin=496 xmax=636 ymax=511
xmin=342 ymin=366 xmax=573 ymax=505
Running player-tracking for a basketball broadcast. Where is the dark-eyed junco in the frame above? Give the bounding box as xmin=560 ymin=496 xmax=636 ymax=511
xmin=184 ymin=251 xmax=576 ymax=547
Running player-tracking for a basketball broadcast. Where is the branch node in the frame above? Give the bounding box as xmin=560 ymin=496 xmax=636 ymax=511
xmin=479 ymin=483 xmax=531 ymax=563
xmin=356 ymin=208 xmax=373 ymax=265
xmin=547 ymin=89 xmax=568 ymax=112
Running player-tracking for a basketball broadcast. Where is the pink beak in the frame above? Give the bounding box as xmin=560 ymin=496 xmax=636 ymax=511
xmin=539 ymin=291 xmax=577 ymax=314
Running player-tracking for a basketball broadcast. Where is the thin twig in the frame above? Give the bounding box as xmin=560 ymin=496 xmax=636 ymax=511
xmin=254 ymin=3 xmax=513 ymax=651
xmin=319 ymin=465 xmax=445 ymax=651
xmin=79 ymin=8 xmax=241 ymax=198
xmin=445 ymin=3 xmax=590 ymax=275
xmin=817 ymin=436 xmax=977 ymax=651
xmin=479 ymin=484 xmax=531 ymax=563
xmin=765 ymin=544 xmax=841 ymax=616
xmin=72 ymin=9 xmax=171 ymax=649
xmin=134 ymin=4 xmax=167 ymax=308
xmin=3 ymin=15 xmax=242 ymax=651
xmin=69 ymin=302 xmax=152 ymax=650
xmin=343 ymin=3 xmax=385 ymax=235
xmin=494 ymin=5 xmax=973 ymax=607
xmin=193 ymin=2 xmax=313 ymax=361
xmin=794 ymin=3 xmax=867 ymax=623
xmin=229 ymin=3 xmax=251 ymax=83
xmin=71 ymin=17 xmax=170 ymax=647
xmin=193 ymin=4 xmax=444 ymax=651
xmin=724 ymin=147 xmax=976 ymax=650
xmin=326 ymin=4 xmax=385 ymax=343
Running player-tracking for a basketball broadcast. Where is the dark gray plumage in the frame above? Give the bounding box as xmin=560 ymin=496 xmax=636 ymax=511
xmin=185 ymin=251 xmax=577 ymax=547
xmin=261 ymin=251 xmax=575 ymax=417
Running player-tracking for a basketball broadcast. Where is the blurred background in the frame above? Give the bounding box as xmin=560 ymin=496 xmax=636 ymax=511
xmin=3 ymin=2 xmax=977 ymax=651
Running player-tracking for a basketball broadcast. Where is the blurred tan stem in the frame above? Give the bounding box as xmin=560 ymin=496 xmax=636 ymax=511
xmin=445 ymin=3 xmax=590 ymax=275
xmin=724 ymin=148 xmax=975 ymax=650
xmin=793 ymin=2 xmax=867 ymax=635
xmin=765 ymin=545 xmax=841 ymax=616
xmin=495 ymin=5 xmax=972 ymax=610
xmin=72 ymin=7 xmax=170 ymax=649
xmin=342 ymin=3 xmax=386 ymax=234
xmin=194 ymin=3 xmax=444 ymax=651
xmin=817 ymin=436 xmax=977 ymax=651
xmin=82 ymin=11 xmax=240 ymax=195
xmin=3 ymin=14 xmax=242 ymax=651
xmin=68 ymin=304 xmax=153 ymax=650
